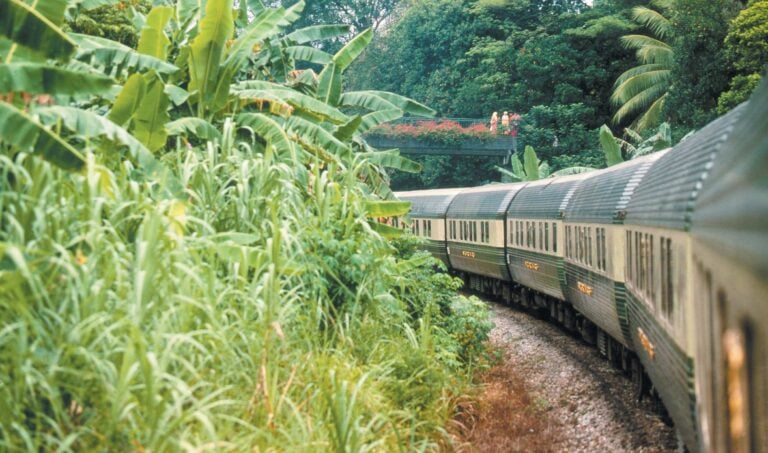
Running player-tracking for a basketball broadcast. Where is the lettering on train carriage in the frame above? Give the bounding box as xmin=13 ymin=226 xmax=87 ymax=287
xmin=577 ymin=281 xmax=593 ymax=296
xmin=524 ymin=260 xmax=539 ymax=271
xmin=637 ymin=327 xmax=655 ymax=360
xmin=461 ymin=250 xmax=475 ymax=258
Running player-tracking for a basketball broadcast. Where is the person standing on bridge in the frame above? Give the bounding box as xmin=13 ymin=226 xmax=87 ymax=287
xmin=490 ymin=112 xmax=499 ymax=133
xmin=501 ymin=111 xmax=510 ymax=134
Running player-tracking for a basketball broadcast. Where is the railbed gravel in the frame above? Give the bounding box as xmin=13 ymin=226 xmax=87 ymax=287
xmin=485 ymin=299 xmax=678 ymax=452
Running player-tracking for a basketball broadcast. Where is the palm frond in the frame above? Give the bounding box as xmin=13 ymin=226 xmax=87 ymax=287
xmin=631 ymin=6 xmax=673 ymax=40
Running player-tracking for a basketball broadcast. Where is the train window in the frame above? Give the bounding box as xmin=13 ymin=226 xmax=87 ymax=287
xmin=537 ymin=222 xmax=542 ymax=250
xmin=553 ymin=223 xmax=557 ymax=253
xmin=532 ymin=222 xmax=537 ymax=249
xmin=660 ymin=237 xmax=674 ymax=319
xmin=596 ymin=228 xmax=602 ymax=270
xmin=649 ymin=235 xmax=654 ymax=300
xmin=602 ymin=228 xmax=607 ymax=271
xmin=626 ymin=230 xmax=632 ymax=283
xmin=635 ymin=232 xmax=641 ymax=290
xmin=545 ymin=222 xmax=549 ymax=251
xmin=415 ymin=220 xmax=420 ymax=236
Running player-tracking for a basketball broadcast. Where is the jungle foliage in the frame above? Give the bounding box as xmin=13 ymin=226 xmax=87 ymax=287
xmin=347 ymin=0 xmax=767 ymax=189
xmin=0 ymin=0 xmax=493 ymax=449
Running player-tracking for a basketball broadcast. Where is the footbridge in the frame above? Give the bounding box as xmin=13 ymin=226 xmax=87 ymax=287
xmin=364 ymin=117 xmax=521 ymax=157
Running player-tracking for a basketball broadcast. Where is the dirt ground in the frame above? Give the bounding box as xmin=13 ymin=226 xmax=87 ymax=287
xmin=451 ymin=301 xmax=677 ymax=452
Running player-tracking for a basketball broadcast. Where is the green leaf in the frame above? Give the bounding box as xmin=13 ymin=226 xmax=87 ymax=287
xmin=132 ymin=72 xmax=170 ymax=152
xmin=188 ymin=0 xmax=233 ymax=109
xmin=177 ymin=0 xmax=204 ymax=26
xmin=332 ymin=28 xmax=372 ymax=72
xmin=359 ymin=109 xmax=403 ymax=134
xmin=0 ymin=62 xmax=113 ymax=95
xmin=341 ymin=90 xmax=435 ymax=117
xmin=285 ymin=115 xmax=349 ymax=157
xmin=214 ymin=5 xmax=301 ymax=111
xmin=285 ymin=45 xmax=332 ymax=65
xmin=0 ymin=101 xmax=85 ymax=170
xmin=137 ymin=6 xmax=174 ymax=60
xmin=359 ymin=149 xmax=421 ymax=173
xmin=523 ymin=145 xmax=539 ymax=181
xmin=370 ymin=221 xmax=404 ymax=238
xmin=166 ymin=117 xmax=221 ymax=141
xmin=24 ymin=0 xmax=68 ymax=26
xmin=237 ymin=112 xmax=295 ymax=156
xmin=0 ymin=0 xmax=76 ymax=60
xmin=71 ymin=33 xmax=179 ymax=76
xmin=317 ymin=62 xmax=341 ymax=106
xmin=599 ymin=124 xmax=624 ymax=166
xmin=165 ymin=84 xmax=190 ymax=105
xmin=109 ymin=73 xmax=146 ymax=126
xmin=334 ymin=115 xmax=362 ymax=141
xmin=510 ymin=155 xmax=524 ymax=181
xmin=496 ymin=165 xmax=520 ymax=182
xmin=37 ymin=106 xmax=153 ymax=164
xmin=285 ymin=24 xmax=350 ymax=44
xmin=235 ymin=83 xmax=348 ymax=124
xmin=339 ymin=91 xmax=398 ymax=111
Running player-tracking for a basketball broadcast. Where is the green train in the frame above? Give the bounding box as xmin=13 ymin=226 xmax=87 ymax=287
xmin=396 ymin=80 xmax=768 ymax=452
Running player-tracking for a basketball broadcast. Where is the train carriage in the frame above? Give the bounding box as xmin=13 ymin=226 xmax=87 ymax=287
xmin=690 ymin=80 xmax=768 ymax=453
xmin=562 ymin=152 xmax=666 ymax=350
xmin=623 ymin=102 xmax=749 ymax=450
xmin=395 ymin=188 xmax=461 ymax=267
xmin=445 ymin=184 xmax=524 ymax=295
xmin=505 ymin=174 xmax=590 ymax=305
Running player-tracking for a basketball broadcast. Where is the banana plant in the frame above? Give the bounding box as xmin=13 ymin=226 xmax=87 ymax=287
xmin=0 ymin=0 xmax=115 ymax=170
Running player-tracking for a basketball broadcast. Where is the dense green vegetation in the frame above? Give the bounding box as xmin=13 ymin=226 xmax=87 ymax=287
xmin=348 ymin=0 xmax=768 ymax=189
xmin=0 ymin=0 xmax=493 ymax=449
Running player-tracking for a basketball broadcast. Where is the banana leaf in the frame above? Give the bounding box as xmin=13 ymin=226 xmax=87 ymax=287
xmin=137 ymin=6 xmax=174 ymax=60
xmin=37 ymin=106 xmax=154 ymax=164
xmin=71 ymin=33 xmax=177 ymax=74
xmin=285 ymin=24 xmax=350 ymax=44
xmin=0 ymin=101 xmax=85 ymax=170
xmin=166 ymin=117 xmax=221 ymax=141
xmin=285 ymin=45 xmax=332 ymax=65
xmin=0 ymin=0 xmax=75 ymax=60
xmin=358 ymin=149 xmax=421 ymax=174
xmin=332 ymin=28 xmax=372 ymax=72
xmin=0 ymin=62 xmax=113 ymax=95
xmin=316 ymin=62 xmax=341 ymax=106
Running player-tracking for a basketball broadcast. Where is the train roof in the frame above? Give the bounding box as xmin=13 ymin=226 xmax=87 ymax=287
xmin=447 ymin=183 xmax=525 ymax=220
xmin=624 ymin=101 xmax=749 ymax=230
xmin=691 ymin=80 xmax=768 ymax=278
xmin=565 ymin=151 xmax=667 ymax=224
xmin=507 ymin=172 xmax=592 ymax=219
xmin=395 ymin=188 xmax=462 ymax=218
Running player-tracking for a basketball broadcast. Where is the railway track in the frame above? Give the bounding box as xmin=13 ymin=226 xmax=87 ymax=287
xmin=463 ymin=297 xmax=678 ymax=451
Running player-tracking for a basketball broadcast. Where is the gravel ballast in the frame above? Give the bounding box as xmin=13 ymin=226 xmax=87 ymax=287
xmin=456 ymin=299 xmax=679 ymax=452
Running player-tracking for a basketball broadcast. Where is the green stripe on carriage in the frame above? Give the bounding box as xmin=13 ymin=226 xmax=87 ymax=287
xmin=627 ymin=292 xmax=698 ymax=450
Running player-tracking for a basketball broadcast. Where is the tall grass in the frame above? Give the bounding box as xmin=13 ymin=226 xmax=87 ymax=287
xmin=0 ymin=134 xmax=492 ymax=450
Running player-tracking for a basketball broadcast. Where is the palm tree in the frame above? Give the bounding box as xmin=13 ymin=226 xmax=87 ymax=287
xmin=611 ymin=0 xmax=674 ymax=132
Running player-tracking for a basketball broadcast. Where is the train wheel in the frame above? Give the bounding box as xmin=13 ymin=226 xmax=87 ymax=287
xmin=631 ymin=357 xmax=647 ymax=402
